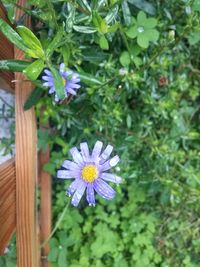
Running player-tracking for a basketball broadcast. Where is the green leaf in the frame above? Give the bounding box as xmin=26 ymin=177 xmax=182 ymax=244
xmin=73 ymin=25 xmax=97 ymax=34
xmin=23 ymin=59 xmax=45 ymax=80
xmin=17 ymin=26 xmax=44 ymax=58
xmin=128 ymin=0 xmax=156 ymax=15
xmin=0 ymin=60 xmax=30 ymax=72
xmin=137 ymin=33 xmax=149 ymax=48
xmin=120 ymin=51 xmax=131 ymax=66
xmin=47 ymin=247 xmax=59 ymax=262
xmin=145 ymin=18 xmax=157 ymax=28
xmin=0 ymin=19 xmax=27 ymax=51
xmin=193 ymin=0 xmax=200 ymax=11
xmin=49 ymin=66 xmax=65 ymax=100
xmin=146 ymin=29 xmax=159 ymax=42
xmin=46 ymin=27 xmax=64 ymax=58
xmin=58 ymin=249 xmax=67 ymax=267
xmin=137 ymin=11 xmax=147 ymax=25
xmin=23 ymin=87 xmax=43 ymax=110
xmin=105 ymin=5 xmax=119 ymax=24
xmin=79 ymin=72 xmax=102 ymax=85
xmin=99 ymin=35 xmax=109 ymax=50
xmin=122 ymin=0 xmax=132 ymax=26
xmin=126 ymin=25 xmax=138 ymax=39
xmin=188 ymin=31 xmax=200 ymax=45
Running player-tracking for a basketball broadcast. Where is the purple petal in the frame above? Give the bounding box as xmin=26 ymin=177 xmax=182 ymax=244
xmin=57 ymin=170 xmax=75 ymax=179
xmin=49 ymin=87 xmax=55 ymax=94
xmin=70 ymin=147 xmax=84 ymax=166
xmin=66 ymin=70 xmax=73 ymax=76
xmin=86 ymin=183 xmax=95 ymax=206
xmin=42 ymin=75 xmax=51 ymax=81
xmin=55 ymin=94 xmax=59 ymax=102
xmin=44 ymin=69 xmax=52 ymax=76
xmin=68 ymin=83 xmax=81 ymax=89
xmin=66 ymin=87 xmax=76 ymax=95
xmin=62 ymin=160 xmax=80 ymax=171
xmin=67 ymin=179 xmax=79 ymax=196
xmin=92 ymin=141 xmax=103 ymax=161
xmin=80 ymin=142 xmax=90 ymax=162
xmin=100 ymin=155 xmax=120 ymax=172
xmin=99 ymin=145 xmax=113 ymax=164
xmin=71 ymin=180 xmax=86 ymax=207
xmin=43 ymin=81 xmax=54 ymax=87
xmin=93 ymin=179 xmax=116 ymax=200
xmin=60 ymin=63 xmax=65 ymax=74
xmin=100 ymin=173 xmax=122 ymax=184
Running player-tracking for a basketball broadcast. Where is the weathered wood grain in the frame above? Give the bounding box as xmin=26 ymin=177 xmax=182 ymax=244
xmin=39 ymin=147 xmax=52 ymax=267
xmin=15 ymin=1 xmax=39 ymax=266
xmin=0 ymin=158 xmax=16 ymax=255
xmin=0 ymin=3 xmax=14 ymax=92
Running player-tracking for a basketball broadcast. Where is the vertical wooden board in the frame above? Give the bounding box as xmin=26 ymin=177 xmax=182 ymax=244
xmin=39 ymin=148 xmax=52 ymax=267
xmin=15 ymin=1 xmax=39 ymax=266
xmin=0 ymin=3 xmax=15 ymax=91
xmin=0 ymin=158 xmax=16 ymax=255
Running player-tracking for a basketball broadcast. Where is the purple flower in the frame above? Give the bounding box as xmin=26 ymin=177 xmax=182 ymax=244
xmin=57 ymin=141 xmax=122 ymax=207
xmin=42 ymin=63 xmax=81 ymax=102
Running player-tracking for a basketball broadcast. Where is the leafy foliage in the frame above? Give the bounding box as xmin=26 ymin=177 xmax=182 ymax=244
xmin=0 ymin=0 xmax=200 ymax=266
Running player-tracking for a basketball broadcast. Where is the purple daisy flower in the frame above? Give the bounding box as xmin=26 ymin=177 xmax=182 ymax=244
xmin=57 ymin=141 xmax=122 ymax=207
xmin=42 ymin=63 xmax=81 ymax=102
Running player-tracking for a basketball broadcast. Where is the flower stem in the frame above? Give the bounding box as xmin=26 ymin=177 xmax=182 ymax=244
xmin=40 ymin=200 xmax=70 ymax=248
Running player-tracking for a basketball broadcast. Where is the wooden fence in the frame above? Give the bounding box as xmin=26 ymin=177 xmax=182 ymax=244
xmin=0 ymin=2 xmax=51 ymax=267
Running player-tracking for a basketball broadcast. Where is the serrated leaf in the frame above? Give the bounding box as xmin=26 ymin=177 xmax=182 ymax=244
xmin=49 ymin=66 xmax=65 ymax=100
xmin=23 ymin=87 xmax=43 ymax=110
xmin=23 ymin=59 xmax=44 ymax=80
xmin=46 ymin=27 xmax=64 ymax=57
xmin=99 ymin=35 xmax=109 ymax=50
xmin=17 ymin=25 xmax=44 ymax=58
xmin=0 ymin=60 xmax=30 ymax=72
xmin=0 ymin=19 xmax=27 ymax=51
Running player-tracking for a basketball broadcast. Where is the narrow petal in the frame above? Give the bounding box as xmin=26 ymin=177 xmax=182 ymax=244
xmin=66 ymin=87 xmax=77 ymax=95
xmin=68 ymin=83 xmax=81 ymax=89
xmin=100 ymin=155 xmax=120 ymax=172
xmin=70 ymin=147 xmax=84 ymax=166
xmin=43 ymin=81 xmax=54 ymax=87
xmin=57 ymin=170 xmax=74 ymax=179
xmin=62 ymin=160 xmax=80 ymax=171
xmin=99 ymin=145 xmax=113 ymax=164
xmin=71 ymin=180 xmax=86 ymax=207
xmin=42 ymin=75 xmax=50 ymax=81
xmin=92 ymin=141 xmax=103 ymax=161
xmin=67 ymin=179 xmax=80 ymax=196
xmin=49 ymin=87 xmax=55 ymax=94
xmin=93 ymin=179 xmax=115 ymax=200
xmin=80 ymin=142 xmax=90 ymax=162
xmin=60 ymin=63 xmax=65 ymax=74
xmin=100 ymin=173 xmax=122 ymax=184
xmin=86 ymin=183 xmax=95 ymax=206
xmin=44 ymin=69 xmax=52 ymax=76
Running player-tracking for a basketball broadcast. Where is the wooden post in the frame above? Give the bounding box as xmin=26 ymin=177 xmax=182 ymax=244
xmin=15 ymin=1 xmax=39 ymax=266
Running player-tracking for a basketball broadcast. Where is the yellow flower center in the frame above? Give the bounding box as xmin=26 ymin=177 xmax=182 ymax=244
xmin=81 ymin=164 xmax=98 ymax=183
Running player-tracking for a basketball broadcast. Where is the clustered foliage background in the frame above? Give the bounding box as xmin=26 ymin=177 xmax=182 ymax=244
xmin=0 ymin=0 xmax=200 ymax=266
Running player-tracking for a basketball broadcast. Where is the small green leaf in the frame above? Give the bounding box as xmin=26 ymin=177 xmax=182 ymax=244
xmin=47 ymin=247 xmax=59 ymax=262
xmin=99 ymin=35 xmax=109 ymax=50
xmin=24 ymin=87 xmax=43 ymax=110
xmin=79 ymin=72 xmax=102 ymax=85
xmin=137 ymin=33 xmax=149 ymax=48
xmin=146 ymin=18 xmax=157 ymax=28
xmin=23 ymin=59 xmax=45 ymax=80
xmin=120 ymin=51 xmax=131 ymax=66
xmin=58 ymin=249 xmax=67 ymax=267
xmin=0 ymin=60 xmax=30 ymax=72
xmin=17 ymin=26 xmax=44 ymax=58
xmin=0 ymin=19 xmax=27 ymax=51
xmin=146 ymin=29 xmax=159 ymax=42
xmin=46 ymin=27 xmax=64 ymax=58
xmin=49 ymin=66 xmax=65 ymax=100
xmin=73 ymin=25 xmax=97 ymax=34
xmin=137 ymin=11 xmax=147 ymax=25
xmin=126 ymin=25 xmax=138 ymax=39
